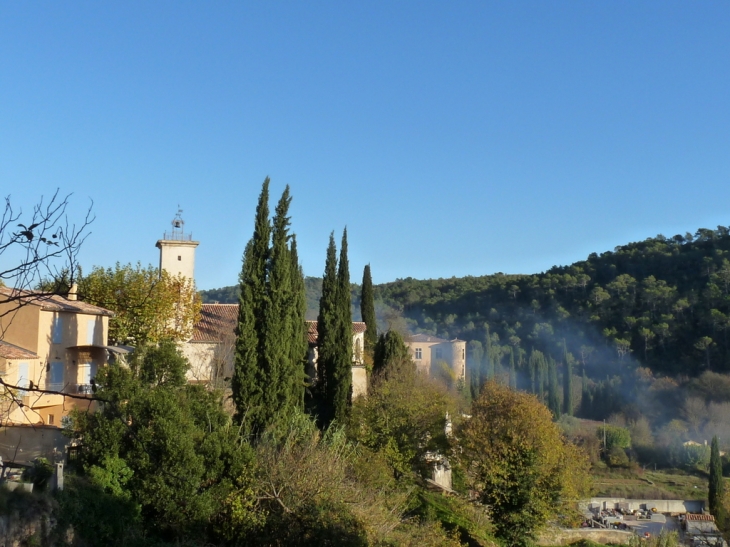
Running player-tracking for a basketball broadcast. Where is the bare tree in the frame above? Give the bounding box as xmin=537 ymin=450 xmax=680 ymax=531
xmin=0 ymin=190 xmax=94 ymax=312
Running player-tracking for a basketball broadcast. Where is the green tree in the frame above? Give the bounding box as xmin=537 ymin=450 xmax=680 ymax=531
xmin=361 ymin=264 xmax=378 ymax=356
xmin=232 ymin=179 xmax=271 ymax=432
xmin=709 ymin=435 xmax=725 ymax=527
xmin=80 ymin=262 xmax=201 ymax=345
xmin=548 ymin=358 xmax=561 ymax=419
xmin=70 ymin=343 xmax=252 ymax=544
xmin=232 ymin=179 xmax=306 ymax=434
xmin=563 ymin=342 xmax=574 ymax=416
xmin=330 ymin=228 xmax=353 ymax=423
xmin=458 ymin=382 xmax=590 ymax=546
xmin=317 ymin=233 xmax=339 ymax=421
xmin=373 ymin=330 xmax=411 ymax=377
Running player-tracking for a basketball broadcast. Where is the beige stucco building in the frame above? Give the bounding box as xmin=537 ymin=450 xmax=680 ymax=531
xmin=0 ymin=287 xmax=113 ymax=426
xmin=156 ymin=209 xmax=199 ymax=282
xmin=405 ymin=333 xmax=466 ymax=383
xmin=181 ymin=305 xmax=368 ymax=398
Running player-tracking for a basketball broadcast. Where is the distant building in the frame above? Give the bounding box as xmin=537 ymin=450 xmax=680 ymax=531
xmin=0 ymin=286 xmax=113 ymax=426
xmin=180 ymin=306 xmax=368 ymax=398
xmin=405 ymin=333 xmax=466 ymax=383
xmin=155 ymin=209 xmax=199 ymax=282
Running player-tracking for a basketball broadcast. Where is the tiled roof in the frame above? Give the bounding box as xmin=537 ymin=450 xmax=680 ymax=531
xmin=0 ymin=341 xmax=38 ymax=360
xmin=0 ymin=287 xmax=113 ymax=317
xmin=687 ymin=514 xmax=715 ymax=522
xmin=407 ymin=333 xmax=449 ymax=344
xmin=306 ymin=320 xmax=367 ymax=344
xmin=191 ymin=304 xmax=238 ymax=342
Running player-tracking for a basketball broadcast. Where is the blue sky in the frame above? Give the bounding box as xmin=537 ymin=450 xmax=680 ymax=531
xmin=1 ymin=2 xmax=729 ymax=290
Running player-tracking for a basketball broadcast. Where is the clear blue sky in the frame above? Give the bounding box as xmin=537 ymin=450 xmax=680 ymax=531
xmin=1 ymin=2 xmax=729 ymax=290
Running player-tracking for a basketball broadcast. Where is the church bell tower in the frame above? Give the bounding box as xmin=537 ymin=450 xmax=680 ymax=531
xmin=156 ymin=209 xmax=199 ymax=282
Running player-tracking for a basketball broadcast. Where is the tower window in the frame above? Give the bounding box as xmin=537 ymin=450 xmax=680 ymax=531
xmin=178 ymin=255 xmax=182 ymax=261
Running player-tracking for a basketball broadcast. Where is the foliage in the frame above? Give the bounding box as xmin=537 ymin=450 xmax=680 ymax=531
xmin=349 ymin=358 xmax=458 ymax=478
xmin=361 ymin=264 xmax=378 ymax=356
xmin=232 ymin=178 xmax=307 ymax=435
xmin=22 ymin=457 xmax=54 ymax=491
xmin=372 ymin=329 xmax=411 ymax=377
xmin=457 ymin=382 xmax=590 ymax=546
xmin=709 ymin=435 xmax=725 ymax=527
xmin=69 ymin=342 xmax=253 ymax=544
xmin=597 ymin=424 xmax=631 ymax=450
xmin=79 ymin=262 xmax=201 ymax=345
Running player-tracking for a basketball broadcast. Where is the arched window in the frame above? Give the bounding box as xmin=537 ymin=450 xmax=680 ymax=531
xmin=354 ymin=338 xmax=362 ymax=363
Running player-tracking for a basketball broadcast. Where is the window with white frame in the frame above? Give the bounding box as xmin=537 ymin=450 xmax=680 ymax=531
xmin=415 ymin=347 xmax=422 ymax=360
xmin=18 ymin=362 xmax=30 ymax=396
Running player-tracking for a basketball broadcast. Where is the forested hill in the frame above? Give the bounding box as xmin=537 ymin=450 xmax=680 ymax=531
xmin=201 ymin=225 xmax=730 ymax=377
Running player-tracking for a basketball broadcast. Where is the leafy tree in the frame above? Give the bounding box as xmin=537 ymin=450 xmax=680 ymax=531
xmin=70 ymin=342 xmax=253 ymax=544
xmin=361 ymin=264 xmax=378 ymax=355
xmin=80 ymin=262 xmax=201 ymax=345
xmin=458 ymin=382 xmax=590 ymax=546
xmin=597 ymin=424 xmax=631 ymax=451
xmin=709 ymin=435 xmax=725 ymax=527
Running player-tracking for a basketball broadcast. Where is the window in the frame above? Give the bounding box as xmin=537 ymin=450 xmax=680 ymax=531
xmin=78 ymin=362 xmax=97 ymax=393
xmin=178 ymin=255 xmax=182 ymax=261
xmin=18 ymin=362 xmax=29 ymax=396
xmin=47 ymin=414 xmax=55 ymax=425
xmin=50 ymin=361 xmax=64 ymax=387
xmin=434 ymin=348 xmax=441 ymax=359
xmin=462 ymin=348 xmax=465 ymax=360
xmin=52 ymin=316 xmax=63 ymax=344
xmin=86 ymin=318 xmax=96 ymax=345
xmin=415 ymin=348 xmax=422 ymax=360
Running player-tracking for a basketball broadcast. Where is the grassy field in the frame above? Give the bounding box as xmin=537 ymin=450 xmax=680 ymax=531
xmin=591 ymin=466 xmax=708 ymax=500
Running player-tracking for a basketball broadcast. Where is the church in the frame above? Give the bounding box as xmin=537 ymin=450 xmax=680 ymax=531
xmin=156 ymin=212 xmax=368 ymax=398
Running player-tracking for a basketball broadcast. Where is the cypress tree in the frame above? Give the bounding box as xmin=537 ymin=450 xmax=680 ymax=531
xmin=484 ymin=325 xmax=495 ymax=381
xmin=709 ymin=435 xmax=725 ymax=527
xmin=373 ymin=330 xmax=411 ymax=376
xmin=563 ymin=341 xmax=574 ymax=416
xmin=509 ymin=347 xmax=517 ymax=390
xmin=317 ymin=233 xmax=338 ymax=413
xmin=232 ymin=179 xmax=306 ymax=435
xmin=232 ymin=179 xmax=271 ymax=432
xmin=330 ymin=228 xmax=353 ymax=423
xmin=468 ymin=340 xmax=484 ymax=400
xmin=289 ymin=235 xmax=308 ymax=405
xmin=581 ymin=366 xmax=590 ymax=415
xmin=361 ymin=264 xmax=378 ymax=355
xmin=548 ymin=357 xmax=561 ymax=419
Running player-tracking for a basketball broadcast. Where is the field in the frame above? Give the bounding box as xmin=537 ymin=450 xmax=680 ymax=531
xmin=591 ymin=467 xmax=708 ymax=500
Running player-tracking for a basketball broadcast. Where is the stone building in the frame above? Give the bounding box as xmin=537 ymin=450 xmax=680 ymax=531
xmin=405 ymin=333 xmax=466 ymax=383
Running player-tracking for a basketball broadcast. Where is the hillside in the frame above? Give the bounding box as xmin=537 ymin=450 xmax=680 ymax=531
xmin=202 ymin=225 xmax=730 ymax=378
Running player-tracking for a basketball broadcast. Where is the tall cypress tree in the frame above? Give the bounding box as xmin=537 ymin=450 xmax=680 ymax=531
xmin=361 ymin=264 xmax=378 ymax=355
xmin=317 ymin=233 xmax=338 ymax=404
xmin=509 ymin=347 xmax=517 ymax=390
xmin=548 ymin=357 xmax=561 ymax=419
xmin=563 ymin=341 xmax=574 ymax=416
xmin=484 ymin=325 xmax=495 ymax=381
xmin=289 ymin=235 xmax=308 ymax=406
xmin=373 ymin=330 xmax=411 ymax=376
xmin=232 ymin=179 xmax=306 ymax=435
xmin=330 ymin=228 xmax=353 ymax=423
xmin=232 ymin=179 xmax=271 ymax=432
xmin=709 ymin=435 xmax=725 ymax=527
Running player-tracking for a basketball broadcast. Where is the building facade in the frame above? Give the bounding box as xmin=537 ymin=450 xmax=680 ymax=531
xmin=405 ymin=333 xmax=466 ymax=383
xmin=0 ymin=287 xmax=112 ymax=426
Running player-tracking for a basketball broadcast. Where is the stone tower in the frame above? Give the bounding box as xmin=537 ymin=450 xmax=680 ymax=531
xmin=156 ymin=209 xmax=199 ymax=281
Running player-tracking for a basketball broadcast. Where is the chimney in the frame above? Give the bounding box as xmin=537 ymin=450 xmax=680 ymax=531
xmin=67 ymin=283 xmax=78 ymax=301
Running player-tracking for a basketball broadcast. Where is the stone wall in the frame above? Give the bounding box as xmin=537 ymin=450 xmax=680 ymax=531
xmin=538 ymin=528 xmax=634 ymax=546
xmin=585 ymin=497 xmax=705 ymax=514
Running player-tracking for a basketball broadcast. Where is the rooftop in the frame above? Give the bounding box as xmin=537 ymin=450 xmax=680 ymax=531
xmin=0 ymin=341 xmax=39 ymax=360
xmin=191 ymin=303 xmax=238 ymax=342
xmin=0 ymin=287 xmax=113 ymax=317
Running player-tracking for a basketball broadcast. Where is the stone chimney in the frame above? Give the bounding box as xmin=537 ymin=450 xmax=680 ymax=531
xmin=67 ymin=283 xmax=78 ymax=301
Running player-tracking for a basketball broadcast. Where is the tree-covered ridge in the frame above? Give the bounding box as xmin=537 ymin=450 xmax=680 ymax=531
xmin=376 ymin=225 xmax=730 ymax=376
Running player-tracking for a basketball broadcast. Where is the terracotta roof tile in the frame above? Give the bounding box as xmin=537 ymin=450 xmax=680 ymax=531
xmin=305 ymin=320 xmax=366 ymax=344
xmin=0 ymin=341 xmax=38 ymax=360
xmin=191 ymin=304 xmax=238 ymax=342
xmin=0 ymin=287 xmax=113 ymax=317
xmin=687 ymin=514 xmax=715 ymax=522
